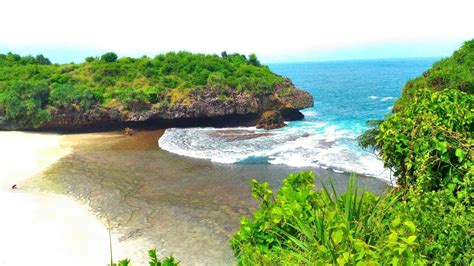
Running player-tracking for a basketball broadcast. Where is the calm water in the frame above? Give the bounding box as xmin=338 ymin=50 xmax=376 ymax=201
xmin=160 ymin=58 xmax=438 ymax=181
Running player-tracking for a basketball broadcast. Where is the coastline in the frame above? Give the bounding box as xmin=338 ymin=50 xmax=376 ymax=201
xmin=0 ymin=132 xmax=134 ymax=266
xmin=21 ymin=129 xmax=390 ymax=265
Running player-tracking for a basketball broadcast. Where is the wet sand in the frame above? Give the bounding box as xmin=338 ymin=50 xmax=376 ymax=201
xmin=22 ymin=130 xmax=389 ymax=265
xmin=0 ymin=132 xmax=129 ymax=266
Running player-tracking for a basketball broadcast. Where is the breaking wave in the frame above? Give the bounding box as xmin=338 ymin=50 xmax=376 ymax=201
xmin=159 ymin=121 xmax=391 ymax=181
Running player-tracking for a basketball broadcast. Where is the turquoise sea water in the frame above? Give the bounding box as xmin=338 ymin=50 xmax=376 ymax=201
xmin=159 ymin=58 xmax=438 ymax=181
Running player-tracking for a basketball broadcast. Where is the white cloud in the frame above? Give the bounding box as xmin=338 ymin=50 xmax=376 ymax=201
xmin=0 ymin=0 xmax=473 ymax=61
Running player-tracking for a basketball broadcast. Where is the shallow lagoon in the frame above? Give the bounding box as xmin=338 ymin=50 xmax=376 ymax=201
xmin=24 ymin=130 xmax=388 ymax=264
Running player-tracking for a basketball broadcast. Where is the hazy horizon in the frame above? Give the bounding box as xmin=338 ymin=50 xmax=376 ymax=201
xmin=1 ymin=0 xmax=472 ymax=64
xmin=0 ymin=42 xmax=456 ymax=65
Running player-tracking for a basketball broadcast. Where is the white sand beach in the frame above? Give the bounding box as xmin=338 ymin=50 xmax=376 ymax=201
xmin=0 ymin=132 xmax=129 ymax=266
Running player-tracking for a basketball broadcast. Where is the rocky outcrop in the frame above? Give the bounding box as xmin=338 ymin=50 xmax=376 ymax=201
xmin=0 ymin=80 xmax=313 ymax=131
xmin=123 ymin=127 xmax=137 ymax=136
xmin=256 ymin=111 xmax=285 ymax=130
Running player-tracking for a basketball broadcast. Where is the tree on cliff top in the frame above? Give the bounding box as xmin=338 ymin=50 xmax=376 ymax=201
xmin=248 ymin=53 xmax=261 ymax=67
xmin=101 ymin=52 xmax=118 ymax=63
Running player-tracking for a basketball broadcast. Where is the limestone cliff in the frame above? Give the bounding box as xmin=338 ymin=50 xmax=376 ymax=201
xmin=0 ymin=79 xmax=313 ymax=131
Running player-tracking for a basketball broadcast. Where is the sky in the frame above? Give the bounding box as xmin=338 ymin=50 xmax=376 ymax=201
xmin=0 ymin=0 xmax=473 ymax=63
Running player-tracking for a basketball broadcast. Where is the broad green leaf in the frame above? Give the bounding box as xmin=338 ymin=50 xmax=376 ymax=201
xmin=404 ymin=221 xmax=416 ymax=233
xmin=332 ymin=230 xmax=343 ymax=245
xmin=455 ymin=148 xmax=467 ymax=162
xmin=405 ymin=235 xmax=417 ymax=244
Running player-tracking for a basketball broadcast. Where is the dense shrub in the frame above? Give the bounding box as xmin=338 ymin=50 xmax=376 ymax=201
xmin=248 ymin=53 xmax=261 ymax=67
xmin=373 ymin=89 xmax=472 ymax=201
xmin=359 ymin=40 xmax=474 ymax=203
xmin=347 ymin=39 xmax=474 ymax=265
xmin=35 ymin=54 xmax=52 ymax=65
xmin=101 ymin=52 xmax=118 ymax=63
xmin=231 ymin=172 xmax=426 ymax=265
xmin=231 ymin=171 xmax=474 ymax=265
xmin=396 ymin=189 xmax=474 ymax=263
xmin=0 ymin=81 xmax=50 ymax=127
xmin=395 ymin=39 xmax=474 ymax=111
xmin=50 ymin=84 xmax=102 ymax=111
xmin=0 ymin=51 xmax=289 ymax=126
xmin=114 ymin=88 xmax=149 ymax=112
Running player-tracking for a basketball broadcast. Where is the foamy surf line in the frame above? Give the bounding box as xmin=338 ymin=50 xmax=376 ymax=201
xmin=159 ymin=126 xmax=392 ymax=182
xmin=369 ymin=96 xmax=395 ymax=102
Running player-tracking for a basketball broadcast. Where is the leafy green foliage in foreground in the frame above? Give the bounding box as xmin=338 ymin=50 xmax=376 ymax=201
xmin=0 ymin=51 xmax=288 ymax=127
xmin=375 ymin=89 xmax=473 ymax=201
xmin=359 ymin=40 xmax=473 ymax=199
xmin=359 ymin=89 xmax=474 ymax=207
xmin=113 ymin=249 xmax=178 ymax=266
xmin=358 ymin=39 xmax=473 ymax=201
xmin=231 ymin=171 xmax=474 ymax=265
xmin=232 ymin=39 xmax=474 ymax=266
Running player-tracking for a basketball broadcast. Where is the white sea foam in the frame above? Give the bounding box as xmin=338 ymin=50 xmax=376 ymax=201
xmin=369 ymin=96 xmax=395 ymax=102
xmin=159 ymin=123 xmax=391 ymax=181
xmin=301 ymin=110 xmax=318 ymax=117
xmin=380 ymin=96 xmax=394 ymax=102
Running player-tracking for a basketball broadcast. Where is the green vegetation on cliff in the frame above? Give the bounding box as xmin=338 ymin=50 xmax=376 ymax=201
xmin=395 ymin=39 xmax=474 ymax=112
xmin=360 ymin=40 xmax=473 ymax=198
xmin=231 ymin=40 xmax=474 ymax=264
xmin=0 ymin=51 xmax=289 ymax=127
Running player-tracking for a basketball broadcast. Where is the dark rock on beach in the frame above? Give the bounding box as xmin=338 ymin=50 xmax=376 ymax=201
xmin=256 ymin=111 xmax=285 ymax=130
xmin=124 ymin=127 xmax=137 ymax=136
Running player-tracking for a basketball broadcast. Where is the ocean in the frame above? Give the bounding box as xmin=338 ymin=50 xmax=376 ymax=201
xmin=159 ymin=58 xmax=438 ymax=181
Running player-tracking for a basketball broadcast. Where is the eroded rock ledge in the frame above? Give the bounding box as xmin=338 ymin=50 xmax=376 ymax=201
xmin=0 ymin=80 xmax=313 ymax=132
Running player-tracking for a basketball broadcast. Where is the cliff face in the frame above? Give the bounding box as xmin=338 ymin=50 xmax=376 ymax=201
xmin=0 ymin=80 xmax=313 ymax=131
xmin=0 ymin=51 xmax=315 ymax=131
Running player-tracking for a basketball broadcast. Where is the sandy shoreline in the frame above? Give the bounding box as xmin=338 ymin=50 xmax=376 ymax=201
xmin=0 ymin=132 xmax=131 ymax=266
xmin=21 ymin=129 xmax=388 ymax=265
xmin=0 ymin=130 xmax=389 ymax=265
